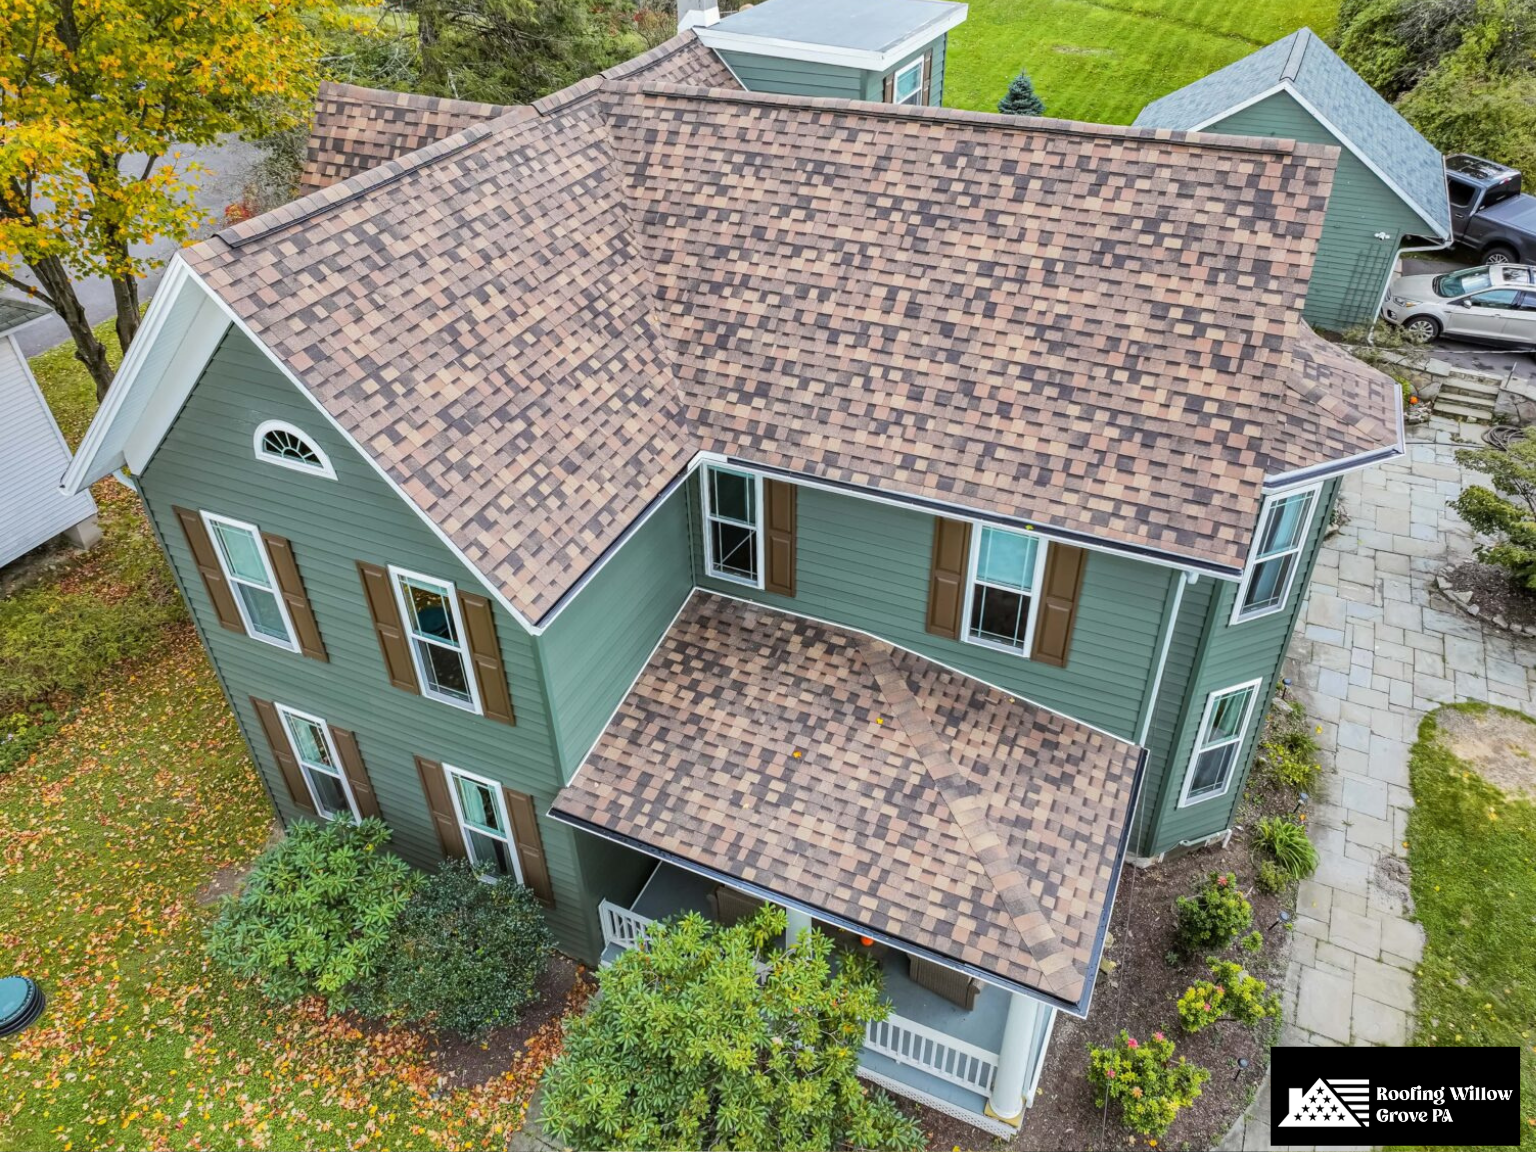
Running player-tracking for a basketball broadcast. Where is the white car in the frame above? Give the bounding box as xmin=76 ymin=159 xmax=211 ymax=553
xmin=1380 ymin=263 xmax=1536 ymax=345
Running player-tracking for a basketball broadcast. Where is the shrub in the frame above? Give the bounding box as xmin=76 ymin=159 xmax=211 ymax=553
xmin=1174 ymin=872 xmax=1252 ymax=956
xmin=1256 ymin=702 xmax=1321 ymax=791
xmin=997 ymin=67 xmax=1045 ymax=116
xmin=1254 ymin=816 xmax=1318 ymax=881
xmin=1451 ymin=429 xmax=1536 ymax=590
xmin=206 ymin=818 xmax=418 ymax=1007
xmin=1255 ymin=860 xmax=1289 ymax=895
xmin=1 ymin=705 xmax=63 ymax=774
xmin=357 ymin=860 xmax=553 ymax=1037
xmin=1087 ymin=1030 xmax=1209 ymax=1136
xmin=1241 ymin=930 xmax=1264 ymax=954
xmin=540 ymin=907 xmax=923 ymax=1152
xmin=1177 ymin=960 xmax=1282 ymax=1033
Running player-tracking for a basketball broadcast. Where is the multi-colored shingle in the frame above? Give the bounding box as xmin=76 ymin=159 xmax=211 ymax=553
xmin=550 ymin=592 xmax=1143 ymax=1006
xmin=183 ymin=33 xmax=1401 ymax=625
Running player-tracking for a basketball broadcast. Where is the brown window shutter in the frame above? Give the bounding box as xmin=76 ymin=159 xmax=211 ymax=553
xmin=173 ymin=506 xmax=243 ymax=633
xmin=925 ymin=517 xmax=972 ymax=640
xmin=415 ymin=756 xmax=467 ymax=860
xmin=883 ymin=71 xmax=895 ymax=102
xmin=503 ymin=788 xmax=555 ymax=907
xmin=250 ymin=696 xmax=316 ymax=814
xmin=921 ymin=50 xmax=934 ymax=104
xmin=357 ymin=562 xmax=419 ymax=694
xmin=762 ymin=479 xmax=797 ymax=597
xmin=262 ymin=533 xmax=327 ymax=662
xmin=457 ymin=591 xmax=516 ymax=725
xmin=330 ymin=726 xmax=381 ymax=820
xmin=1031 ymin=543 xmax=1087 ymax=668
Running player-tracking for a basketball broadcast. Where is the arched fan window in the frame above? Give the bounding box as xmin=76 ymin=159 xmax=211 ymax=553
xmin=254 ymin=421 xmax=336 ymax=480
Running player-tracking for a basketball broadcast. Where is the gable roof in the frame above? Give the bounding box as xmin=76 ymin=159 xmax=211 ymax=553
xmin=1133 ymin=28 xmax=1451 ymax=239
xmin=75 ymin=32 xmax=1403 ymax=628
xmin=550 ymin=592 xmax=1143 ymax=1010
xmin=0 ymin=295 xmax=49 ymax=334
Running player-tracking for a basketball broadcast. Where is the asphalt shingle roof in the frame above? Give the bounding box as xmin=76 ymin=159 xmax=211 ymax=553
xmin=1133 ymin=28 xmax=1451 ymax=239
xmin=549 ymin=592 xmax=1143 ymax=1007
xmin=182 ymin=34 xmax=1401 ymax=624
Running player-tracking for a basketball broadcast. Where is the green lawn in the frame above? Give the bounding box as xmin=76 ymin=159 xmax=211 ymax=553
xmin=0 ymin=336 xmax=559 ymax=1151
xmin=943 ymin=0 xmax=1338 ymax=123
xmin=1402 ymin=705 xmax=1536 ymax=1151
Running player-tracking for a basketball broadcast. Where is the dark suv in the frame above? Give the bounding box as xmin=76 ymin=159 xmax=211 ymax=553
xmin=1446 ymin=153 xmax=1536 ymax=265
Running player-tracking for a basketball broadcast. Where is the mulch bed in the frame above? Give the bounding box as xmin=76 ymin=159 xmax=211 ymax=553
xmin=902 ymin=779 xmax=1301 ymax=1151
xmin=424 ymin=954 xmax=594 ymax=1089
xmin=1435 ymin=559 xmax=1536 ymax=636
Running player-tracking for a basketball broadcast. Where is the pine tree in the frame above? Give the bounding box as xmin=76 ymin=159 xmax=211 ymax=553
xmin=998 ymin=68 xmax=1046 ymax=116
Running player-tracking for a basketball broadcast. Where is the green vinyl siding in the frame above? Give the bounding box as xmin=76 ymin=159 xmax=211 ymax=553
xmin=137 ymin=328 xmax=604 ymax=963
xmin=721 ymin=33 xmax=946 ymax=105
xmin=862 ymin=35 xmax=946 ymax=104
xmin=1206 ymin=92 xmax=1430 ymax=333
xmin=539 ymin=489 xmax=693 ymax=779
xmin=716 ymin=51 xmax=865 ymax=99
xmin=1140 ymin=478 xmax=1340 ymax=855
xmin=686 ymin=473 xmax=1170 ymax=740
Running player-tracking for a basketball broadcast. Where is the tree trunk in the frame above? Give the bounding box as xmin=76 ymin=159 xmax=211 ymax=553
xmin=111 ymin=272 xmax=141 ymax=355
xmin=30 ymin=255 xmax=114 ymax=401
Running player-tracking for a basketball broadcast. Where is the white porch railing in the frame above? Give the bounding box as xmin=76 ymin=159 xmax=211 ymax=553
xmin=864 ymin=1013 xmax=1000 ymax=1096
xmin=599 ymin=899 xmax=655 ymax=952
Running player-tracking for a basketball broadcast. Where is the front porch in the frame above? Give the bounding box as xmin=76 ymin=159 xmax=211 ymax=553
xmin=597 ymin=861 xmax=1056 ymax=1137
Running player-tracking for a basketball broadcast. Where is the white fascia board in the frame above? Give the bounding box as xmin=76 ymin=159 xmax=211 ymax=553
xmin=62 ymin=258 xmax=195 ymax=494
xmin=696 ymin=5 xmax=966 ymax=72
xmin=180 ymin=266 xmax=540 ymax=635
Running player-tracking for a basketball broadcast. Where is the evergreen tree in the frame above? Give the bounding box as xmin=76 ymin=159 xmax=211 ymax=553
xmin=998 ymin=68 xmax=1046 ymax=116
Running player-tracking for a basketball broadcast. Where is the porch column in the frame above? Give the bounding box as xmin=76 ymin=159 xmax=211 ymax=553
xmin=784 ymin=905 xmax=812 ymax=946
xmin=986 ymin=991 xmax=1044 ymax=1126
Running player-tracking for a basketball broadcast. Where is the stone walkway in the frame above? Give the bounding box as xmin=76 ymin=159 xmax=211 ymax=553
xmin=1220 ymin=420 xmax=1536 ymax=1152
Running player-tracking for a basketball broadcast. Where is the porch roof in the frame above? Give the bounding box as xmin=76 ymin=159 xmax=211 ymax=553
xmin=548 ymin=592 xmax=1143 ymax=1010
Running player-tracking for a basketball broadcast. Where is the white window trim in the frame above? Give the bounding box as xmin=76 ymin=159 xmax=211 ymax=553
xmin=1230 ymin=481 xmax=1323 ymax=625
xmin=274 ymin=703 xmax=360 ymax=823
xmin=1178 ymin=678 xmax=1263 ymax=808
xmin=443 ymin=763 xmax=523 ymax=884
xmin=960 ymin=525 xmax=1048 ymax=658
xmin=388 ymin=565 xmax=484 ymax=715
xmin=892 ymin=57 xmax=925 ymax=105
xmin=200 ymin=510 xmax=300 ymax=652
xmin=253 ymin=420 xmax=336 ymax=480
xmin=701 ymin=465 xmax=766 ymax=590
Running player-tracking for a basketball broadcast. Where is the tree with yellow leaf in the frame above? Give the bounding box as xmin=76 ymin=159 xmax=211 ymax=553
xmin=0 ymin=0 xmax=345 ymax=398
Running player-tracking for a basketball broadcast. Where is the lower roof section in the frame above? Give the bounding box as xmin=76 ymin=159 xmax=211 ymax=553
xmin=549 ymin=591 xmax=1144 ymax=1011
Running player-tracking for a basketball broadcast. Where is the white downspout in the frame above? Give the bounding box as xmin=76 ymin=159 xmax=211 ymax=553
xmin=785 ymin=904 xmax=812 ymax=947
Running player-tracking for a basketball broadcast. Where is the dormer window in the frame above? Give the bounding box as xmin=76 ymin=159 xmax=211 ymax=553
xmin=254 ymin=421 xmax=335 ymax=479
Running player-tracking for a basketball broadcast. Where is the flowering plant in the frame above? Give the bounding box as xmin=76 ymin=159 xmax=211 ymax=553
xmin=1087 ymin=1030 xmax=1209 ymax=1135
xmin=1177 ymin=959 xmax=1281 ymax=1033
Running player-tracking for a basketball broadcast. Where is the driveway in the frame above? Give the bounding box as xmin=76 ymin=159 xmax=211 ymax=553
xmin=9 ymin=135 xmax=261 ymax=358
xmin=1221 ymin=417 xmax=1535 ymax=1150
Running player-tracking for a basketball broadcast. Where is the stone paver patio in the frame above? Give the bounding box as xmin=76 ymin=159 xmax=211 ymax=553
xmin=1220 ymin=420 xmax=1536 ymax=1152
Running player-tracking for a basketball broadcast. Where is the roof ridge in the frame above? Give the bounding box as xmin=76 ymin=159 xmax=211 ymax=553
xmin=1279 ymin=27 xmax=1312 ymax=83
xmin=858 ymin=639 xmax=1078 ymax=987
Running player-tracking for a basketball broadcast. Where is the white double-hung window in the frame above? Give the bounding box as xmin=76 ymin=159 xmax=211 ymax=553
xmin=892 ymin=58 xmax=925 ymax=105
xmin=276 ymin=704 xmax=358 ymax=821
xmin=202 ymin=512 xmax=298 ymax=650
xmin=390 ymin=568 xmax=481 ymax=712
xmin=1233 ymin=484 xmax=1320 ymax=623
xmin=445 ymin=764 xmax=523 ymax=881
xmin=1180 ymin=680 xmax=1261 ymax=806
xmin=702 ymin=464 xmax=763 ymax=588
xmin=964 ymin=525 xmax=1045 ymax=655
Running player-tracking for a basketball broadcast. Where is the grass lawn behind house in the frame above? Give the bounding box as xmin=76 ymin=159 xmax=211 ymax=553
xmin=1402 ymin=705 xmax=1536 ymax=1151
xmin=0 ymin=334 xmax=562 ymax=1151
xmin=943 ymin=0 xmax=1337 ymax=123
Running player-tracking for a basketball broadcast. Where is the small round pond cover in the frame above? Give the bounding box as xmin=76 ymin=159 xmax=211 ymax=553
xmin=0 ymin=976 xmax=44 ymax=1037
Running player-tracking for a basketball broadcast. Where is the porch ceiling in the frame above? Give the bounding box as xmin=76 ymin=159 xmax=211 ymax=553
xmin=549 ymin=591 xmax=1143 ymax=1010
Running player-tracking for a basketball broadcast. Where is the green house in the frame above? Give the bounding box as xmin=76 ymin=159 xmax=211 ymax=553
xmin=66 ymin=13 xmax=1402 ymax=1138
xmin=1133 ymin=27 xmax=1453 ymax=334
